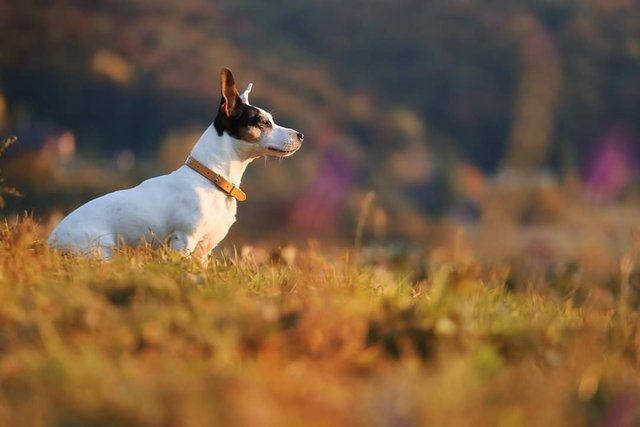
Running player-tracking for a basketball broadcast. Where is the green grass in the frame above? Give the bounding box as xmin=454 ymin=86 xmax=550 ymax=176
xmin=0 ymin=217 xmax=639 ymax=426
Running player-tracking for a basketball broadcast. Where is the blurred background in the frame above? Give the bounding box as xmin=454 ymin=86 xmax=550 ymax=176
xmin=1 ymin=0 xmax=640 ymax=273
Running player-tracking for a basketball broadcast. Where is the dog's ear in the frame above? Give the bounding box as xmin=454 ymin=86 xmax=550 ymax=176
xmin=240 ymin=83 xmax=253 ymax=104
xmin=220 ymin=68 xmax=242 ymax=118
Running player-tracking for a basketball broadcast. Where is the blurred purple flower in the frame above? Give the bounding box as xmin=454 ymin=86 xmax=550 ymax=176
xmin=584 ymin=125 xmax=636 ymax=203
xmin=290 ymin=131 xmax=359 ymax=233
xmin=602 ymin=391 xmax=640 ymax=427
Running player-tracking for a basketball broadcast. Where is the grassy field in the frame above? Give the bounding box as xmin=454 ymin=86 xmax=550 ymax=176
xmin=0 ymin=217 xmax=639 ymax=426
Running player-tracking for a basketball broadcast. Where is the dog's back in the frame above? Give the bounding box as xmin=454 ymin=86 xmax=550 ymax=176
xmin=48 ymin=172 xmax=182 ymax=255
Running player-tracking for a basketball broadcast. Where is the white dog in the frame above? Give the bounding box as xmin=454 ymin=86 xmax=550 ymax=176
xmin=48 ymin=68 xmax=303 ymax=261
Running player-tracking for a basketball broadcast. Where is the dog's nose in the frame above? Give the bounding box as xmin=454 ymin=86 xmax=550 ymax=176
xmin=297 ymin=132 xmax=304 ymax=141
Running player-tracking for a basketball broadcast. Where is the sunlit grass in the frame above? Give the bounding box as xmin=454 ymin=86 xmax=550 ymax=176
xmin=0 ymin=217 xmax=639 ymax=426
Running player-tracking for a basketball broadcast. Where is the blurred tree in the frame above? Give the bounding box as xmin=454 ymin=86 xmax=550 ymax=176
xmin=503 ymin=7 xmax=562 ymax=174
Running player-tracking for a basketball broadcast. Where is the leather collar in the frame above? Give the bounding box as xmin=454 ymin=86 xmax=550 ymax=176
xmin=184 ymin=156 xmax=247 ymax=202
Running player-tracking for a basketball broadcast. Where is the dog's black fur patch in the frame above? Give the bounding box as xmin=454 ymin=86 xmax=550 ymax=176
xmin=213 ymin=101 xmax=271 ymax=142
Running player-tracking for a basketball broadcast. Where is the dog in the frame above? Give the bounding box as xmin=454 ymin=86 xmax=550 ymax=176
xmin=48 ymin=68 xmax=303 ymax=261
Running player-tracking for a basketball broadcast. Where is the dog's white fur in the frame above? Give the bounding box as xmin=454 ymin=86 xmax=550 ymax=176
xmin=48 ymin=76 xmax=302 ymax=261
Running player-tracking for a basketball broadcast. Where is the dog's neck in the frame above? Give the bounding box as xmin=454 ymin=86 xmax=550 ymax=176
xmin=188 ymin=125 xmax=255 ymax=186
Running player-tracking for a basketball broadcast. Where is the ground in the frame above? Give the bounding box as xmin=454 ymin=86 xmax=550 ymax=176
xmin=0 ymin=217 xmax=639 ymax=427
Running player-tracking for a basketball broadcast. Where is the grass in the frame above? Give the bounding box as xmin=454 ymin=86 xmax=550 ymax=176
xmin=0 ymin=136 xmax=22 ymax=209
xmin=0 ymin=217 xmax=639 ymax=426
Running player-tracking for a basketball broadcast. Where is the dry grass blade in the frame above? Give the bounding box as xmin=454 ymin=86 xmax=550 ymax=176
xmin=0 ymin=135 xmax=18 ymax=155
xmin=0 ymin=135 xmax=22 ymax=208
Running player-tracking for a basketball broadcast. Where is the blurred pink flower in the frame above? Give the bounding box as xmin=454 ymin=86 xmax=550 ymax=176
xmin=584 ymin=124 xmax=636 ymax=203
xmin=290 ymin=133 xmax=359 ymax=233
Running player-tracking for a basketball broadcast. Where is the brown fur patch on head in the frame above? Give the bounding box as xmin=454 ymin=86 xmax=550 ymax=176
xmin=238 ymin=126 xmax=262 ymax=143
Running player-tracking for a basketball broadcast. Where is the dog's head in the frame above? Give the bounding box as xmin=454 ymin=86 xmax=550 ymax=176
xmin=213 ymin=68 xmax=303 ymax=159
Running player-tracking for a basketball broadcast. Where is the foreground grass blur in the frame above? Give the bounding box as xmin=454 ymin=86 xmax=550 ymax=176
xmin=1 ymin=217 xmax=640 ymax=426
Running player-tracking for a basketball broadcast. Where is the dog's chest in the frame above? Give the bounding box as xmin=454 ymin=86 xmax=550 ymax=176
xmin=191 ymin=189 xmax=237 ymax=246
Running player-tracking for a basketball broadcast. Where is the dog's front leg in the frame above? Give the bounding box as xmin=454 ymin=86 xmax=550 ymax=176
xmin=168 ymin=232 xmax=196 ymax=256
xmin=169 ymin=234 xmax=211 ymax=266
xmin=192 ymin=240 xmax=214 ymax=267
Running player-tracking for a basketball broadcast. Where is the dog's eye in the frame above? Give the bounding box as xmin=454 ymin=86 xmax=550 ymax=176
xmin=260 ymin=118 xmax=272 ymax=127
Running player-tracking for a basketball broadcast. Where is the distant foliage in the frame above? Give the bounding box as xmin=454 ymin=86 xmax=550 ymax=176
xmin=2 ymin=0 xmax=640 ymax=226
xmin=2 ymin=0 xmax=639 ymax=169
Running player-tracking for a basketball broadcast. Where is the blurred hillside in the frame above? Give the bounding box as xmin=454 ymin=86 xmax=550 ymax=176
xmin=1 ymin=0 xmax=640 ymax=244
